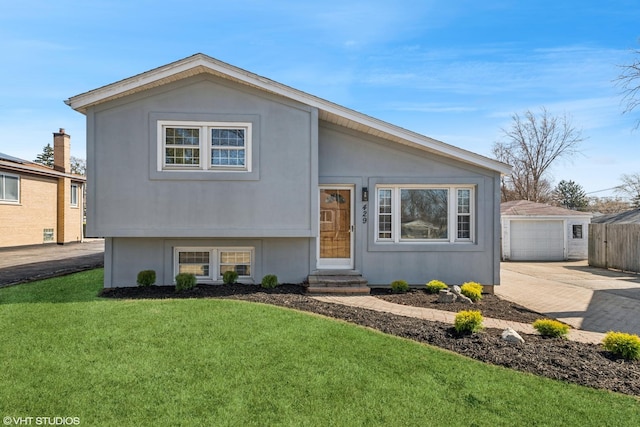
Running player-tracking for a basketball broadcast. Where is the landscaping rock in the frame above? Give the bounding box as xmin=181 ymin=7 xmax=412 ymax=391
xmin=438 ymin=289 xmax=457 ymax=303
xmin=502 ymin=327 xmax=525 ymax=344
xmin=450 ymin=285 xmax=473 ymax=304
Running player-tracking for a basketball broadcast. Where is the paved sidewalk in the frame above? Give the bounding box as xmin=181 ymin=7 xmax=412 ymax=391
xmin=312 ymin=295 xmax=605 ymax=344
xmin=498 ymin=261 xmax=640 ymax=336
xmin=0 ymin=240 xmax=104 ymax=287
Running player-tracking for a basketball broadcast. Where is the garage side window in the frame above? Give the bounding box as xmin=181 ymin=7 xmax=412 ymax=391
xmin=572 ymin=224 xmax=583 ymax=239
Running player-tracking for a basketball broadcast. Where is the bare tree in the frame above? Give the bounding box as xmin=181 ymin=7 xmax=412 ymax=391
xmin=492 ymin=108 xmax=584 ymax=202
xmin=616 ymin=173 xmax=640 ymax=207
xmin=616 ymin=48 xmax=640 ymax=129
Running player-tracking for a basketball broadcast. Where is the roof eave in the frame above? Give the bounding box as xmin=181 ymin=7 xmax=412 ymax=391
xmin=65 ymin=53 xmax=512 ymax=175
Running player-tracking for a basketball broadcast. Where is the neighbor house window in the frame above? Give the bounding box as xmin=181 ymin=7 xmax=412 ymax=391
xmin=376 ymin=185 xmax=474 ymax=243
xmin=159 ymin=121 xmax=251 ymax=172
xmin=70 ymin=183 xmax=79 ymax=207
xmin=0 ymin=173 xmax=19 ymax=203
xmin=174 ymin=247 xmax=254 ymax=283
xmin=572 ymin=224 xmax=583 ymax=239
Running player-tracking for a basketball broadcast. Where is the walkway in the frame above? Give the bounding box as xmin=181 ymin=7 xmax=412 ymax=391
xmin=498 ymin=261 xmax=640 ymax=336
xmin=313 ymin=295 xmax=606 ymax=344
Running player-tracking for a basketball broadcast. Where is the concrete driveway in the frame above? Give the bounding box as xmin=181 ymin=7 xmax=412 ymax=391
xmin=497 ymin=261 xmax=640 ymax=335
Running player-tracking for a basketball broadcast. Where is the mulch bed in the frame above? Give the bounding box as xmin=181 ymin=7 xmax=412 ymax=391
xmin=101 ymin=284 xmax=640 ymax=397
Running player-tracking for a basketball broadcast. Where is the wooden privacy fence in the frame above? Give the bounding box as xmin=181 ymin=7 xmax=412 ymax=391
xmin=589 ymin=223 xmax=640 ymax=273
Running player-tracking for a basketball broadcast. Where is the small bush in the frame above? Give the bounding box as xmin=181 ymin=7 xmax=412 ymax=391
xmin=602 ymin=331 xmax=640 ymax=361
xmin=533 ymin=319 xmax=569 ymax=338
xmin=460 ymin=282 xmax=483 ymax=302
xmin=261 ymin=274 xmax=279 ymax=289
xmin=454 ymin=310 xmax=484 ymax=334
xmin=136 ymin=270 xmax=156 ymax=287
xmin=222 ymin=270 xmax=239 ymax=285
xmin=425 ymin=280 xmax=448 ymax=294
xmin=391 ymin=280 xmax=409 ymax=293
xmin=175 ymin=273 xmax=196 ymax=292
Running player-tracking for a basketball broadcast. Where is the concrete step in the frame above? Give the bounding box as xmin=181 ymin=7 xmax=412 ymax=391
xmin=306 ymin=272 xmax=369 ymax=295
xmin=306 ymin=286 xmax=371 ymax=295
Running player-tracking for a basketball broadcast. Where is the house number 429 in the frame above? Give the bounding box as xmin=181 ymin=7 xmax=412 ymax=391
xmin=362 ymin=203 xmax=368 ymax=224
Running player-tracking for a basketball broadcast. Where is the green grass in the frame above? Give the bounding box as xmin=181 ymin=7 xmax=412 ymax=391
xmin=1 ymin=270 xmax=639 ymax=426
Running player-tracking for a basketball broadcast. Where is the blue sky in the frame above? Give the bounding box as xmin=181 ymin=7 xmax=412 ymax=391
xmin=1 ymin=0 xmax=639 ymax=197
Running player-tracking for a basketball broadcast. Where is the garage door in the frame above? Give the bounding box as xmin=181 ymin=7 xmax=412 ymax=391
xmin=510 ymin=220 xmax=564 ymax=261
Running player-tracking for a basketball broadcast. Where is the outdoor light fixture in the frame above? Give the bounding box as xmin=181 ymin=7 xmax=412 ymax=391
xmin=362 ymin=187 xmax=368 ymax=202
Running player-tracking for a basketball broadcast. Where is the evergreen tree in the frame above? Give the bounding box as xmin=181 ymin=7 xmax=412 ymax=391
xmin=33 ymin=143 xmax=54 ymax=167
xmin=552 ymin=180 xmax=588 ymax=210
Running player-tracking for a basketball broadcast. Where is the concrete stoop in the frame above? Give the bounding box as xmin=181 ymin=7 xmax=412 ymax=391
xmin=306 ymin=271 xmax=370 ymax=295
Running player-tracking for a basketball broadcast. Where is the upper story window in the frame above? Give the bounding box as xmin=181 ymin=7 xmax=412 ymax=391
xmin=70 ymin=183 xmax=79 ymax=207
xmin=376 ymin=185 xmax=475 ymax=243
xmin=159 ymin=121 xmax=252 ymax=172
xmin=0 ymin=173 xmax=19 ymax=203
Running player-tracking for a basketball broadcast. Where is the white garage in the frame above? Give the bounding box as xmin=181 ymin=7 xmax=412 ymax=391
xmin=501 ymin=200 xmax=592 ymax=261
xmin=509 ymin=220 xmax=564 ymax=260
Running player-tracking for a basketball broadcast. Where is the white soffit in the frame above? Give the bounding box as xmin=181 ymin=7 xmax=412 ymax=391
xmin=65 ymin=54 xmax=511 ymax=175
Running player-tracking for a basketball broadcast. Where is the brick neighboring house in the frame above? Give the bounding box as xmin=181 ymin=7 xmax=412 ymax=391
xmin=0 ymin=129 xmax=86 ymax=248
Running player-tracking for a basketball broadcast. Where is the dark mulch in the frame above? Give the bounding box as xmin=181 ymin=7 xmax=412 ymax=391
xmin=101 ymin=284 xmax=640 ymax=397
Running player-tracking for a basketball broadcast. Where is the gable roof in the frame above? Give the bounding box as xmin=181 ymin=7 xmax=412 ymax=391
xmin=501 ymin=200 xmax=592 ymax=217
xmin=65 ymin=53 xmax=511 ymax=175
xmin=591 ymin=208 xmax=640 ymax=224
xmin=0 ymin=153 xmax=85 ymax=182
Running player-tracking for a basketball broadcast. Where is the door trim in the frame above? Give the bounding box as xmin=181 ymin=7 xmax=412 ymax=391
xmin=317 ymin=185 xmax=354 ymax=270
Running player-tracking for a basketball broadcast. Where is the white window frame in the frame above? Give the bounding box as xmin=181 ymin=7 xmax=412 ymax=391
xmin=375 ymin=185 xmax=475 ymax=243
xmin=0 ymin=173 xmax=19 ymax=203
xmin=158 ymin=121 xmax=252 ymax=172
xmin=173 ymin=246 xmax=254 ymax=283
xmin=70 ymin=183 xmax=79 ymax=207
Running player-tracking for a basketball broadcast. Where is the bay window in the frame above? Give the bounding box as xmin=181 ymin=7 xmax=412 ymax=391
xmin=376 ymin=185 xmax=475 ymax=243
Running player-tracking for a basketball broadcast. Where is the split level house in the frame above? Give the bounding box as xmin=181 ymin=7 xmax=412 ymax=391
xmin=65 ymin=54 xmax=511 ymax=293
xmin=0 ymin=129 xmax=85 ymax=248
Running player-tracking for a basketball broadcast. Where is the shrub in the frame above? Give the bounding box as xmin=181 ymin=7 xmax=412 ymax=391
xmin=391 ymin=280 xmax=409 ymax=293
xmin=222 ymin=270 xmax=239 ymax=285
xmin=454 ymin=310 xmax=483 ymax=334
xmin=425 ymin=280 xmax=448 ymax=294
xmin=261 ymin=274 xmax=279 ymax=289
xmin=460 ymin=282 xmax=483 ymax=302
xmin=175 ymin=273 xmax=196 ymax=292
xmin=602 ymin=331 xmax=640 ymax=361
xmin=533 ymin=319 xmax=569 ymax=338
xmin=136 ymin=270 xmax=156 ymax=287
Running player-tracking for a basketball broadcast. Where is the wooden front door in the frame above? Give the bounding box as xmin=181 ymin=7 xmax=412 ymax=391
xmin=318 ymin=186 xmax=353 ymax=269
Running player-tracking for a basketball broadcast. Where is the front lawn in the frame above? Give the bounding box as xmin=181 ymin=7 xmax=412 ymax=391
xmin=0 ymin=270 xmax=638 ymax=426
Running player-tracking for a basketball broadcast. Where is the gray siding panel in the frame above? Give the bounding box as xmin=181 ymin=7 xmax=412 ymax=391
xmin=89 ymin=75 xmax=314 ymax=237
xmin=318 ymin=123 xmax=501 ymax=286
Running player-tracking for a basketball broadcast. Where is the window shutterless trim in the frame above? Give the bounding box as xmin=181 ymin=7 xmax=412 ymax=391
xmin=375 ymin=184 xmax=475 ymax=244
xmin=158 ymin=121 xmax=252 ymax=172
xmin=0 ymin=173 xmax=20 ymax=203
xmin=173 ymin=246 xmax=255 ymax=283
xmin=70 ymin=183 xmax=79 ymax=207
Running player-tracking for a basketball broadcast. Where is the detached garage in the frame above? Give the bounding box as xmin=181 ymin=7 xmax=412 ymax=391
xmin=501 ymin=200 xmax=592 ymax=261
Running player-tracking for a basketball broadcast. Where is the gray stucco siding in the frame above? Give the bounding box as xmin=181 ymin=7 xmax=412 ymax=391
xmin=318 ymin=122 xmax=501 ymax=286
xmin=105 ymin=237 xmax=310 ymax=287
xmin=87 ymin=75 xmax=317 ymax=238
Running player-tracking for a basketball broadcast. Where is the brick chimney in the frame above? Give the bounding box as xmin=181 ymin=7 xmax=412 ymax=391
xmin=53 ymin=128 xmax=70 ymax=173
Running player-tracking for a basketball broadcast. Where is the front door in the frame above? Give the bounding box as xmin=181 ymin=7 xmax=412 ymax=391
xmin=318 ymin=186 xmax=354 ymax=269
